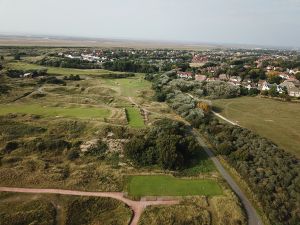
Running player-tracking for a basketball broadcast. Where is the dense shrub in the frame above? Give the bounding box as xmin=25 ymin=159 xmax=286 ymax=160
xmin=0 ymin=84 xmax=10 ymax=95
xmin=201 ymin=119 xmax=300 ymax=225
xmin=38 ymin=76 xmax=66 ymax=85
xmin=24 ymin=137 xmax=71 ymax=152
xmin=3 ymin=141 xmax=19 ymax=153
xmin=85 ymin=141 xmax=108 ymax=156
xmin=103 ymin=60 xmax=159 ymax=73
xmin=67 ymin=149 xmax=80 ymax=160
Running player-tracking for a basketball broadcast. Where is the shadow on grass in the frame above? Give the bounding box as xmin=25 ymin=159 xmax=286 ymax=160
xmin=212 ymin=105 xmax=223 ymax=113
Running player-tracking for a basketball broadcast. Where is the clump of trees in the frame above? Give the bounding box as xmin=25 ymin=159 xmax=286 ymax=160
xmin=38 ymin=57 xmax=101 ymax=69
xmin=124 ymin=119 xmax=200 ymax=170
xmin=102 ymin=73 xmax=135 ymax=79
xmin=6 ymin=68 xmax=47 ymax=78
xmin=38 ymin=76 xmax=66 ymax=85
xmin=103 ymin=60 xmax=159 ymax=73
xmin=200 ymin=119 xmax=300 ymax=225
xmin=202 ymin=81 xmax=240 ymax=99
xmin=63 ymin=74 xmax=81 ymax=81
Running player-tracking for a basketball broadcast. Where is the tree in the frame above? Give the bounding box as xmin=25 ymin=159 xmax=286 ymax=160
xmin=157 ymin=134 xmax=183 ymax=170
xmin=14 ymin=54 xmax=21 ymax=60
xmin=295 ymin=72 xmax=300 ymax=81
xmin=197 ymin=101 xmax=211 ymax=113
xmin=124 ymin=137 xmax=146 ymax=165
xmin=268 ymin=85 xmax=278 ymax=97
xmin=268 ymin=75 xmax=282 ymax=84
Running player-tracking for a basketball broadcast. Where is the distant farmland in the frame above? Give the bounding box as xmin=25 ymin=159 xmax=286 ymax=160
xmin=213 ymin=97 xmax=300 ymax=158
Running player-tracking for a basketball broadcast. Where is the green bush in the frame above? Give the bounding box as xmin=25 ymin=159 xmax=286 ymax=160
xmin=67 ymin=150 xmax=80 ymax=160
xmin=3 ymin=141 xmax=19 ymax=153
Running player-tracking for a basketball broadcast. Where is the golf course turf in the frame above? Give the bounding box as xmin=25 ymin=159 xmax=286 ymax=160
xmin=126 ymin=175 xmax=222 ymax=198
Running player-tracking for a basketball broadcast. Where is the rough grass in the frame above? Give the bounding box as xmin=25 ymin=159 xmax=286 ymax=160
xmin=212 ymin=96 xmax=300 ymax=157
xmin=0 ymin=103 xmax=110 ymax=119
xmin=0 ymin=193 xmax=132 ymax=225
xmin=140 ymin=192 xmax=247 ymax=225
xmin=126 ymin=175 xmax=222 ymax=198
xmin=126 ymin=107 xmax=145 ymax=128
xmin=139 ymin=203 xmax=211 ymax=225
xmin=65 ymin=196 xmax=131 ymax=225
xmin=0 ymin=194 xmax=56 ymax=225
xmin=210 ymin=190 xmax=247 ymax=225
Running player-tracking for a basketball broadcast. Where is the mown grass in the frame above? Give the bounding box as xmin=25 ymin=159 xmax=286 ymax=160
xmin=126 ymin=107 xmax=145 ymax=128
xmin=0 ymin=103 xmax=110 ymax=119
xmin=103 ymin=76 xmax=151 ymax=97
xmin=212 ymin=96 xmax=300 ymax=157
xmin=126 ymin=175 xmax=222 ymax=198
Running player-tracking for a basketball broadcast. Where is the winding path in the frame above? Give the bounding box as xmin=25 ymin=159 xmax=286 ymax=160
xmin=0 ymin=187 xmax=179 ymax=225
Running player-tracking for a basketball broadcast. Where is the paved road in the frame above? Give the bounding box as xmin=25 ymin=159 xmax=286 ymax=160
xmin=212 ymin=111 xmax=240 ymax=126
xmin=0 ymin=187 xmax=179 ymax=225
xmin=193 ymin=129 xmax=263 ymax=225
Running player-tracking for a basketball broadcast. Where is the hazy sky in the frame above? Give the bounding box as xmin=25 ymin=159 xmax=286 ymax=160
xmin=0 ymin=0 xmax=299 ymax=47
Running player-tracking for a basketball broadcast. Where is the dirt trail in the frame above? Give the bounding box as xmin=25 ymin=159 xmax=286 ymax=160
xmin=0 ymin=187 xmax=179 ymax=225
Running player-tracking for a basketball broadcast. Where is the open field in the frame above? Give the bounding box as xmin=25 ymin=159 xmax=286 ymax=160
xmin=0 ymin=103 xmax=110 ymax=119
xmin=212 ymin=97 xmax=300 ymax=157
xmin=126 ymin=107 xmax=145 ymax=128
xmin=126 ymin=175 xmax=222 ymax=198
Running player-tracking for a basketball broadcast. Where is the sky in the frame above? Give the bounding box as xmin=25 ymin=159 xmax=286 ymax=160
xmin=0 ymin=0 xmax=299 ymax=47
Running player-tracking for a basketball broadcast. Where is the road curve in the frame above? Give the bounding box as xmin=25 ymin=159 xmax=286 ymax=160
xmin=193 ymin=129 xmax=263 ymax=225
xmin=0 ymin=187 xmax=179 ymax=225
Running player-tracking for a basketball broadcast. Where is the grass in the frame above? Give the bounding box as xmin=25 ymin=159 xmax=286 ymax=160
xmin=5 ymin=61 xmax=120 ymax=76
xmin=126 ymin=175 xmax=222 ymax=198
xmin=126 ymin=107 xmax=145 ymax=128
xmin=102 ymin=76 xmax=151 ymax=97
xmin=212 ymin=96 xmax=300 ymax=158
xmin=179 ymin=151 xmax=216 ymax=176
xmin=0 ymin=103 xmax=110 ymax=119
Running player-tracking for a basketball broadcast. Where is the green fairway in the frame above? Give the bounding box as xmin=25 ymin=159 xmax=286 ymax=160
xmin=6 ymin=62 xmax=118 ymax=76
xmin=126 ymin=175 xmax=222 ymax=197
xmin=126 ymin=107 xmax=145 ymax=128
xmin=103 ymin=76 xmax=151 ymax=97
xmin=212 ymin=97 xmax=300 ymax=157
xmin=0 ymin=104 xmax=110 ymax=119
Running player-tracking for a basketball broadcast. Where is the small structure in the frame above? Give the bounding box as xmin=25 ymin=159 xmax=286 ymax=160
xmin=261 ymin=81 xmax=283 ymax=93
xmin=289 ymin=87 xmax=300 ymax=97
xmin=195 ymin=74 xmax=207 ymax=82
